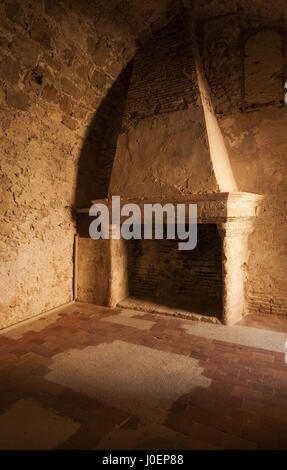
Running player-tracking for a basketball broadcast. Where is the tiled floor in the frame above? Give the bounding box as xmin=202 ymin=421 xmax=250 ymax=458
xmin=0 ymin=302 xmax=287 ymax=450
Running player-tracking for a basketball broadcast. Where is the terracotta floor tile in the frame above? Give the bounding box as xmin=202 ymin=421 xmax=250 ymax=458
xmin=0 ymin=301 xmax=287 ymax=449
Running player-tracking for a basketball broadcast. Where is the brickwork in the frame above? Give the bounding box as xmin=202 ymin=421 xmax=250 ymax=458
xmin=128 ymin=225 xmax=222 ymax=316
xmin=123 ymin=14 xmax=199 ymax=127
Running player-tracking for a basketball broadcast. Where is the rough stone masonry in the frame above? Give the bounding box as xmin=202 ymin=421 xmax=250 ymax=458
xmin=1 ymin=0 xmax=287 ymax=328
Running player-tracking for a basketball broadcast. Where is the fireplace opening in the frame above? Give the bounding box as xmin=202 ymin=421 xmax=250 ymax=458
xmin=120 ymin=224 xmax=222 ymax=320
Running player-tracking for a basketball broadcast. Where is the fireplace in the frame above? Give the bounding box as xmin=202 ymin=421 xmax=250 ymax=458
xmin=76 ymin=13 xmax=264 ymax=325
xmin=124 ymin=224 xmax=222 ymax=321
xmin=77 ymin=192 xmax=263 ymax=325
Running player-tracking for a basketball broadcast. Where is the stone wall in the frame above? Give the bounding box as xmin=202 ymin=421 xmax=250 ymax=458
xmin=1 ymin=0 xmax=287 ymax=329
xmin=200 ymin=13 xmax=287 ymax=315
xmin=123 ymin=14 xmax=198 ymax=122
xmin=0 ymin=0 xmax=181 ymax=329
xmin=0 ymin=0 xmax=125 ymax=328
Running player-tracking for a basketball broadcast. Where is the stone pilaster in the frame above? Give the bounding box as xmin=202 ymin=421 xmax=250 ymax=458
xmin=217 ymin=220 xmax=254 ymax=325
xmin=108 ymin=225 xmax=129 ymax=307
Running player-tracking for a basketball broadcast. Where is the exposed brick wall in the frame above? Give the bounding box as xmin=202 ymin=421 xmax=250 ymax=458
xmin=248 ymin=292 xmax=287 ymax=316
xmin=128 ymin=224 xmax=222 ymax=316
xmin=123 ymin=13 xmax=199 ymax=128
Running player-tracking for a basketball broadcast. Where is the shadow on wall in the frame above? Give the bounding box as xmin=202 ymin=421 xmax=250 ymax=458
xmin=73 ymin=60 xmax=133 ymax=210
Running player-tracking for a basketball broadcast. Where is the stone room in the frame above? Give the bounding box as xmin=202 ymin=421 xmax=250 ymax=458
xmin=0 ymin=0 xmax=287 ymax=451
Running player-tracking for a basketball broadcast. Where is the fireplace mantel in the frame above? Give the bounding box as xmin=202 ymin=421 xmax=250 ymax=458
xmin=78 ymin=191 xmax=263 ymax=222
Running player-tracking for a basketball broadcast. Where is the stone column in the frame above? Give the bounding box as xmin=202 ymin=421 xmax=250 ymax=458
xmin=217 ymin=220 xmax=254 ymax=325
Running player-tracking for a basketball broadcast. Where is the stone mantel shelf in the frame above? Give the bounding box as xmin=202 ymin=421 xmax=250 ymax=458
xmin=77 ymin=191 xmax=264 ymax=223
